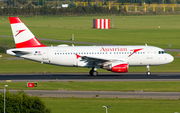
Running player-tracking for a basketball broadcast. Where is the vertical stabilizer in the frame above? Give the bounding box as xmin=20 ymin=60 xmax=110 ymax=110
xmin=9 ymin=17 xmax=46 ymax=48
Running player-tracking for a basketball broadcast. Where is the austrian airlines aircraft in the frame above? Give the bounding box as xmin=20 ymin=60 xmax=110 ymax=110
xmin=7 ymin=17 xmax=174 ymax=76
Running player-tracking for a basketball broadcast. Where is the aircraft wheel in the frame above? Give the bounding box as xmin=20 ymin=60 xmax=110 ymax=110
xmin=146 ymin=71 xmax=151 ymax=76
xmin=92 ymin=71 xmax=98 ymax=76
xmin=89 ymin=70 xmax=98 ymax=76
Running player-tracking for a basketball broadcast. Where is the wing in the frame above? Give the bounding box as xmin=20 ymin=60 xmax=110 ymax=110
xmin=76 ymin=54 xmax=125 ymax=65
xmin=81 ymin=56 xmax=110 ymax=63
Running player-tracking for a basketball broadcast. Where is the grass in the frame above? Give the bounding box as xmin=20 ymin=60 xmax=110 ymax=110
xmin=1 ymin=15 xmax=180 ymax=113
xmin=1 ymin=15 xmax=180 ymax=48
xmin=42 ymin=97 xmax=180 ymax=113
xmin=1 ymin=81 xmax=180 ymax=92
xmin=0 ymin=15 xmax=180 ymax=73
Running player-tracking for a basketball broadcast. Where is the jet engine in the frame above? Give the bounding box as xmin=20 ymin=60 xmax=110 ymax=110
xmin=102 ymin=62 xmax=129 ymax=73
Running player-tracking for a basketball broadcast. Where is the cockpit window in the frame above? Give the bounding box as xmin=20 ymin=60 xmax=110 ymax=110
xmin=159 ymin=51 xmax=166 ymax=54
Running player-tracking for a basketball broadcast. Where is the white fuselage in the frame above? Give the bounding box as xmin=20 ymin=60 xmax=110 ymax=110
xmin=6 ymin=45 xmax=174 ymax=68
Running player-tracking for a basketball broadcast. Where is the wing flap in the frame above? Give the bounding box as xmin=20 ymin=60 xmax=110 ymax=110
xmin=80 ymin=55 xmax=124 ymax=64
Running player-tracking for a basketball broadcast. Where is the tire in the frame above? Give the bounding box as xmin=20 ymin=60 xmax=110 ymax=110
xmin=146 ymin=71 xmax=151 ymax=76
xmin=92 ymin=71 xmax=98 ymax=76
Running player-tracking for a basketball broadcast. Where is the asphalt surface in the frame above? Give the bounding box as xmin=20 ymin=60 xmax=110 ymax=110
xmin=0 ymin=89 xmax=180 ymax=99
xmin=1 ymin=73 xmax=180 ymax=82
xmin=1 ymin=35 xmax=180 ymax=99
xmin=0 ymin=35 xmax=113 ymax=46
xmin=1 ymin=73 xmax=180 ymax=99
xmin=1 ymin=35 xmax=180 ymax=50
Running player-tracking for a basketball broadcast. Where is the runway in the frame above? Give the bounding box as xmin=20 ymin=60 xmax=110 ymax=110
xmin=1 ymin=73 xmax=180 ymax=81
xmin=1 ymin=73 xmax=180 ymax=99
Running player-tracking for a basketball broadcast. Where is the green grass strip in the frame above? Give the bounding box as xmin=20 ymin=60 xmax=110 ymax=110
xmin=42 ymin=97 xmax=180 ymax=113
xmin=1 ymin=81 xmax=180 ymax=92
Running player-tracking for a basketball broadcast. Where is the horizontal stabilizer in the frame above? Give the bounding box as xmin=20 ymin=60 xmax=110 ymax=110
xmin=12 ymin=51 xmax=31 ymax=55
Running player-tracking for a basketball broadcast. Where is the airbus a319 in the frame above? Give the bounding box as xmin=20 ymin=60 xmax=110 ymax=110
xmin=6 ymin=17 xmax=174 ymax=76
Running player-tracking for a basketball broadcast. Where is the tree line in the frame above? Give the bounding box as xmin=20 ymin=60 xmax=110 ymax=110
xmin=0 ymin=5 xmax=126 ymax=16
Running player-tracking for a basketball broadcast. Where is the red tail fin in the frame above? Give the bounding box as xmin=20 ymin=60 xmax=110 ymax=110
xmin=9 ymin=17 xmax=46 ymax=48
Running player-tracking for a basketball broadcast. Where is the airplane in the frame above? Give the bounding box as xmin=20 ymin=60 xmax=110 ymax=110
xmin=6 ymin=17 xmax=174 ymax=76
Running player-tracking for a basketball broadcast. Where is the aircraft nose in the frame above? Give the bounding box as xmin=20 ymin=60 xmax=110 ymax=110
xmin=166 ymin=54 xmax=174 ymax=63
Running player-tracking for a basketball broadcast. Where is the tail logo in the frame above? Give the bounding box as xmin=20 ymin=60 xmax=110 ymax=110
xmin=128 ymin=48 xmax=143 ymax=57
xmin=15 ymin=29 xmax=26 ymax=36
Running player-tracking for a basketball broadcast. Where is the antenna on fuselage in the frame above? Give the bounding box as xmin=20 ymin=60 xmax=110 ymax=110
xmin=145 ymin=43 xmax=147 ymax=46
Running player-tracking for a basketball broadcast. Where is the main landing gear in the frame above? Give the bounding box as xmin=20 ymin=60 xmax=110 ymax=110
xmin=89 ymin=67 xmax=98 ymax=76
xmin=146 ymin=65 xmax=151 ymax=76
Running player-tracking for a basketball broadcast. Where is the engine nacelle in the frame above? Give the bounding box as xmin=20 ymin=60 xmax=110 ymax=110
xmin=102 ymin=62 xmax=129 ymax=73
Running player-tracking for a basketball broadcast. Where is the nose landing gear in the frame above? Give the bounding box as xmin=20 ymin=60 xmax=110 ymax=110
xmin=146 ymin=65 xmax=151 ymax=76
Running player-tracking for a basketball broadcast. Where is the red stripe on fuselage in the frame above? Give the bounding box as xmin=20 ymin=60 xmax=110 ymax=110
xmin=9 ymin=17 xmax=23 ymax=24
xmin=16 ymin=37 xmax=46 ymax=48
